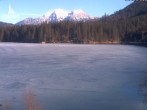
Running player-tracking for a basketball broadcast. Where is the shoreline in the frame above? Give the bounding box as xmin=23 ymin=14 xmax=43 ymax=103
xmin=0 ymin=42 xmax=147 ymax=47
xmin=121 ymin=42 xmax=147 ymax=47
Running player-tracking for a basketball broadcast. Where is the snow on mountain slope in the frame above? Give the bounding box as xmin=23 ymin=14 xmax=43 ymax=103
xmin=44 ymin=9 xmax=69 ymax=22
xmin=16 ymin=9 xmax=95 ymax=25
xmin=65 ymin=9 xmax=94 ymax=21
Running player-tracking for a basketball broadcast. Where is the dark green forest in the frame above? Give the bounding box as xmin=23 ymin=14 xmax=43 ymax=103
xmin=0 ymin=2 xmax=147 ymax=44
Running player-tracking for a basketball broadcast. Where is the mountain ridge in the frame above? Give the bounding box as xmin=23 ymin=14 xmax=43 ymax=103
xmin=16 ymin=9 xmax=95 ymax=25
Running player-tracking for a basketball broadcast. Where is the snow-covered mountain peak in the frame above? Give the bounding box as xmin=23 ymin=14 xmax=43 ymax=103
xmin=16 ymin=17 xmax=36 ymax=25
xmin=16 ymin=9 xmax=95 ymax=25
xmin=54 ymin=9 xmax=69 ymax=14
xmin=66 ymin=9 xmax=94 ymax=21
xmin=44 ymin=9 xmax=69 ymax=19
xmin=72 ymin=9 xmax=85 ymax=14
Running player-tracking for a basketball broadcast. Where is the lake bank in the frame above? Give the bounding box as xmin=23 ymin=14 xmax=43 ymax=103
xmin=121 ymin=42 xmax=147 ymax=47
xmin=1 ymin=41 xmax=147 ymax=47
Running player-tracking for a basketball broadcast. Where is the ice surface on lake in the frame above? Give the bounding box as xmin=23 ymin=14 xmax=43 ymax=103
xmin=0 ymin=43 xmax=147 ymax=110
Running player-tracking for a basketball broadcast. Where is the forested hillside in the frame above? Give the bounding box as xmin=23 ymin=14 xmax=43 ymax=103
xmin=105 ymin=1 xmax=147 ymax=44
xmin=0 ymin=2 xmax=147 ymax=44
xmin=0 ymin=21 xmax=120 ymax=43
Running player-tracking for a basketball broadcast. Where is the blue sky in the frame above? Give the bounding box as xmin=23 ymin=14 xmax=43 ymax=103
xmin=0 ymin=0 xmax=133 ymax=24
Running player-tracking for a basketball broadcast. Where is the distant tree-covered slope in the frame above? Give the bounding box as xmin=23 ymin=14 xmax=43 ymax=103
xmin=0 ymin=21 xmax=13 ymax=27
xmin=106 ymin=1 xmax=147 ymax=21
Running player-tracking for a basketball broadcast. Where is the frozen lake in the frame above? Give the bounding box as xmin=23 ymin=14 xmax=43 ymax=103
xmin=0 ymin=43 xmax=147 ymax=110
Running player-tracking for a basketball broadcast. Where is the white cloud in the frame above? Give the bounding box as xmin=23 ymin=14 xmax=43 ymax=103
xmin=2 ymin=4 xmax=20 ymax=20
xmin=1 ymin=3 xmax=42 ymax=23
